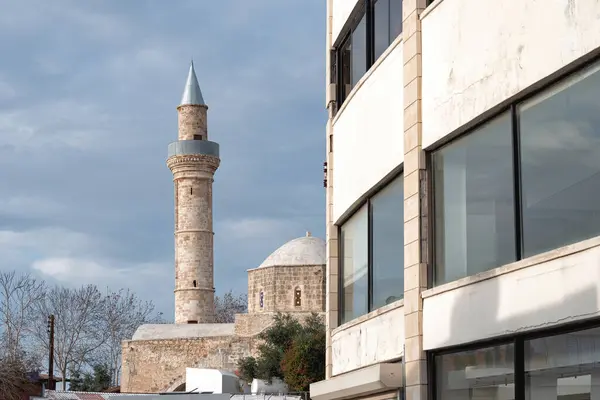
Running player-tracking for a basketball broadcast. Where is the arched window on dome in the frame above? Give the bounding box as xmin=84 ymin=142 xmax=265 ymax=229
xmin=294 ymin=287 xmax=302 ymax=307
xmin=259 ymin=291 xmax=264 ymax=309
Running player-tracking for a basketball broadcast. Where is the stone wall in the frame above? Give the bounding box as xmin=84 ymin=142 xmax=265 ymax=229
xmin=247 ymin=265 xmax=326 ymax=314
xmin=121 ymin=335 xmax=257 ymax=393
xmin=234 ymin=313 xmax=277 ymax=337
xmin=177 ymin=104 xmax=208 ymax=140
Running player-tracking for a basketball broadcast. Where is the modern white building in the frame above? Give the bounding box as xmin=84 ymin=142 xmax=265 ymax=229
xmin=311 ymin=1 xmax=600 ymax=400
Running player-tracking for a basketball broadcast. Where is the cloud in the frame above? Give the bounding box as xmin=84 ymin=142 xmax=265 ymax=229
xmin=0 ymin=0 xmax=326 ymax=318
xmin=32 ymin=257 xmax=167 ymax=284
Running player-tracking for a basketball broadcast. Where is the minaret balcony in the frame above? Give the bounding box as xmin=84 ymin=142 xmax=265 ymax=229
xmin=168 ymin=140 xmax=219 ymax=158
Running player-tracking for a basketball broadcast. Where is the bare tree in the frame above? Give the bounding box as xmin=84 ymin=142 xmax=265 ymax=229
xmin=0 ymin=271 xmax=46 ymax=361
xmin=31 ymin=285 xmax=107 ymax=388
xmin=0 ymin=352 xmax=37 ymax=400
xmin=95 ymin=288 xmax=163 ymax=385
xmin=214 ymin=290 xmax=248 ymax=323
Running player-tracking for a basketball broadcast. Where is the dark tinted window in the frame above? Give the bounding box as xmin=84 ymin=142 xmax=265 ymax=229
xmin=373 ymin=0 xmax=390 ymax=61
xmin=371 ymin=175 xmax=404 ymax=308
xmin=433 ymin=112 xmax=516 ymax=285
xmin=519 ymin=63 xmax=600 ymax=258
xmin=351 ymin=14 xmax=367 ymax=86
xmin=340 ymin=205 xmax=368 ymax=323
xmin=389 ymin=0 xmax=403 ymax=42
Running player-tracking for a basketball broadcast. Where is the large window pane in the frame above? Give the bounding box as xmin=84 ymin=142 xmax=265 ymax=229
xmin=373 ymin=0 xmax=390 ymax=61
xmin=340 ymin=205 xmax=368 ymax=324
xmin=389 ymin=0 xmax=403 ymax=42
xmin=433 ymin=113 xmax=516 ymax=285
xmin=519 ymin=62 xmax=600 ymax=258
xmin=371 ymin=175 xmax=404 ymax=309
xmin=436 ymin=343 xmax=515 ymax=400
xmin=351 ymin=14 xmax=367 ymax=86
xmin=339 ymin=36 xmax=352 ymax=105
xmin=525 ymin=327 xmax=600 ymax=400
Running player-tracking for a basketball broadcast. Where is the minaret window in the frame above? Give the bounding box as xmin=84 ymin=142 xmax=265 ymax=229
xmin=193 ymin=280 xmax=197 ymax=287
xmin=193 ymin=134 xmax=203 ymax=140
xmin=190 ymin=187 xmax=193 ymax=195
xmin=259 ymin=291 xmax=264 ymax=308
xmin=294 ymin=288 xmax=302 ymax=307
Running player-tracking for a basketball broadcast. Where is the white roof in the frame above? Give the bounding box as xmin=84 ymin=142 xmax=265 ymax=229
xmin=131 ymin=323 xmax=235 ymax=341
xmin=258 ymin=232 xmax=326 ymax=268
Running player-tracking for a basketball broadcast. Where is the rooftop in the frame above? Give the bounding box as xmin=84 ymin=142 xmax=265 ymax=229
xmin=258 ymin=232 xmax=326 ymax=268
xmin=131 ymin=323 xmax=235 ymax=341
xmin=180 ymin=61 xmax=205 ymax=106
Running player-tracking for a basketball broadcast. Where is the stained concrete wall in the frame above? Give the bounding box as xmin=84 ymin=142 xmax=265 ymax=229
xmin=331 ymin=303 xmax=405 ymax=376
xmin=421 ymin=0 xmax=600 ymax=149
xmin=332 ymin=42 xmax=404 ymax=222
xmin=121 ymin=335 xmax=257 ymax=393
xmin=422 ymin=237 xmax=600 ymax=350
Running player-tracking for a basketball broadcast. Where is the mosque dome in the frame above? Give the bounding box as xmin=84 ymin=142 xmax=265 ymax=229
xmin=258 ymin=232 xmax=326 ymax=268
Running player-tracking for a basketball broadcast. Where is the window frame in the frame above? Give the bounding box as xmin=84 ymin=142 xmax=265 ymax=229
xmin=428 ymin=318 xmax=600 ymax=400
xmin=338 ymin=168 xmax=404 ymax=326
xmin=332 ymin=0 xmax=403 ymax=112
xmin=428 ymin=53 xmax=600 ymax=288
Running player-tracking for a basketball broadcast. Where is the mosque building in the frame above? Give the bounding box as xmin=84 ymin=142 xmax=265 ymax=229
xmin=119 ymin=63 xmax=326 ymax=394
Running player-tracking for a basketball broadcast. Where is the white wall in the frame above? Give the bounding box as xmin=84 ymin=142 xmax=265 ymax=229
xmin=422 ymin=241 xmax=600 ymax=350
xmin=421 ymin=0 xmax=600 ymax=149
xmin=332 ymin=45 xmax=404 ymax=222
xmin=332 ymin=0 xmax=359 ymax=44
xmin=331 ymin=305 xmax=405 ymax=375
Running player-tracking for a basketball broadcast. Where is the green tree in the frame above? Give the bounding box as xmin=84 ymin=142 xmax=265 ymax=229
xmin=237 ymin=312 xmax=325 ymax=392
xmin=68 ymin=363 xmax=111 ymax=392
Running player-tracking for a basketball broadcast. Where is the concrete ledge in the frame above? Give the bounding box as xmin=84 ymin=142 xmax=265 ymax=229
xmin=131 ymin=323 xmax=235 ymax=340
xmin=167 ymin=140 xmax=219 ymax=158
xmin=310 ymin=363 xmax=403 ymax=400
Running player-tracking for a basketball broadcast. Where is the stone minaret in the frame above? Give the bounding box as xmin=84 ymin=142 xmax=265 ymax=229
xmin=167 ymin=62 xmax=220 ymax=324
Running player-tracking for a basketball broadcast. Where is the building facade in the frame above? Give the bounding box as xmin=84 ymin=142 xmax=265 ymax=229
xmin=311 ymin=1 xmax=600 ymax=400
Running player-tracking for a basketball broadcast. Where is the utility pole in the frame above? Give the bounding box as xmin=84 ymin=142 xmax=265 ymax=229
xmin=47 ymin=314 xmax=55 ymax=391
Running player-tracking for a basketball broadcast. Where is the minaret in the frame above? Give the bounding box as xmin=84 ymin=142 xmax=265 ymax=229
xmin=167 ymin=61 xmax=220 ymax=324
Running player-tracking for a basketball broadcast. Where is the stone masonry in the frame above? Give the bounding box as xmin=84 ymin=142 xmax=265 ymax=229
xmin=121 ymin=335 xmax=258 ymax=393
xmin=119 ymin=63 xmax=327 ymax=394
xmin=403 ymin=1 xmax=429 ymax=399
xmin=167 ymin=62 xmax=220 ymax=324
xmin=247 ymin=265 xmax=325 ymax=314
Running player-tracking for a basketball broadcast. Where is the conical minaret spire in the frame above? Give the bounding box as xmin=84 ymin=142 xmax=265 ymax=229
xmin=167 ymin=62 xmax=221 ymax=324
xmin=180 ymin=60 xmax=205 ymax=106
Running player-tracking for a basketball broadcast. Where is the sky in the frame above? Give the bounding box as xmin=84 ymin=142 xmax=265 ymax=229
xmin=0 ymin=0 xmax=327 ymax=320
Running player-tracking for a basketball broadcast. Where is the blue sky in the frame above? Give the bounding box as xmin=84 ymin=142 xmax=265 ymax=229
xmin=0 ymin=0 xmax=326 ymax=319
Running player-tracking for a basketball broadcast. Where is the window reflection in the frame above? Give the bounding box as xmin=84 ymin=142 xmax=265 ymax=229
xmin=525 ymin=327 xmax=600 ymax=400
xmin=389 ymin=0 xmax=403 ymax=42
xmin=374 ymin=0 xmax=390 ymax=61
xmin=436 ymin=343 xmax=515 ymax=400
xmin=371 ymin=175 xmax=404 ymax=308
xmin=433 ymin=112 xmax=516 ymax=285
xmin=519 ymin=62 xmax=600 ymax=258
xmin=351 ymin=14 xmax=367 ymax=86
xmin=340 ymin=204 xmax=369 ymax=324
xmin=339 ymin=36 xmax=352 ymax=105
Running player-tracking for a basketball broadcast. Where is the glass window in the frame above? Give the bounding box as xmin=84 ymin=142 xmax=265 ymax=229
xmin=519 ymin=62 xmax=600 ymax=258
xmin=389 ymin=0 xmax=403 ymax=42
xmin=525 ymin=327 xmax=600 ymax=400
xmin=433 ymin=112 xmax=516 ymax=285
xmin=339 ymin=36 xmax=352 ymax=105
xmin=351 ymin=14 xmax=367 ymax=86
xmin=436 ymin=343 xmax=515 ymax=400
xmin=373 ymin=0 xmax=390 ymax=61
xmin=340 ymin=204 xmax=368 ymax=324
xmin=371 ymin=175 xmax=404 ymax=309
